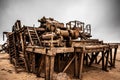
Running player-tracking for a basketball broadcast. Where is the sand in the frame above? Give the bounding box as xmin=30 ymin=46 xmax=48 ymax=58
xmin=0 ymin=46 xmax=120 ymax=80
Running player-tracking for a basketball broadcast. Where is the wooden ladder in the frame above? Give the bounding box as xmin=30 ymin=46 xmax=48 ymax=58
xmin=8 ymin=33 xmax=17 ymax=64
xmin=9 ymin=20 xmax=28 ymax=73
xmin=27 ymin=27 xmax=41 ymax=46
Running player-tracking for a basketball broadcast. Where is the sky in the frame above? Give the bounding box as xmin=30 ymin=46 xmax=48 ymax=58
xmin=0 ymin=0 xmax=120 ymax=44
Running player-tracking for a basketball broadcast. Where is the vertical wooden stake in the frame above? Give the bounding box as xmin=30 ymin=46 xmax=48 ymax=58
xmin=105 ymin=50 xmax=109 ymax=71
xmin=74 ymin=53 xmax=78 ymax=77
xmin=113 ymin=48 xmax=117 ymax=68
xmin=45 ymin=55 xmax=50 ymax=80
xmin=50 ymin=56 xmax=55 ymax=80
xmin=102 ymin=51 xmax=105 ymax=70
xmin=79 ymin=52 xmax=84 ymax=79
xmin=109 ymin=49 xmax=112 ymax=67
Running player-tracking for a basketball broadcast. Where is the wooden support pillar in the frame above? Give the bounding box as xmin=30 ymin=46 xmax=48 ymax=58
xmin=74 ymin=53 xmax=78 ymax=77
xmin=113 ymin=48 xmax=117 ymax=68
xmin=86 ymin=54 xmax=89 ymax=66
xmin=45 ymin=55 xmax=55 ymax=80
xmin=102 ymin=51 xmax=105 ymax=70
xmin=45 ymin=55 xmax=50 ymax=80
xmin=104 ymin=50 xmax=109 ymax=71
xmin=23 ymin=33 xmax=29 ymax=72
xmin=109 ymin=49 xmax=112 ymax=67
xmin=89 ymin=52 xmax=99 ymax=66
xmin=24 ymin=51 xmax=29 ymax=72
xmin=79 ymin=52 xmax=84 ymax=79
xmin=50 ymin=56 xmax=55 ymax=80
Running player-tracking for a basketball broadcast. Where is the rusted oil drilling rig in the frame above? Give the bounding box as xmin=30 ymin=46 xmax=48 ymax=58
xmin=2 ymin=17 xmax=118 ymax=80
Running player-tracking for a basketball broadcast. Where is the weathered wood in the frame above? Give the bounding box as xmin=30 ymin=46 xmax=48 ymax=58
xmin=45 ymin=55 xmax=50 ymax=80
xmin=63 ymin=55 xmax=75 ymax=72
xmin=104 ymin=50 xmax=109 ymax=71
xmin=50 ymin=56 xmax=55 ymax=80
xmin=89 ymin=52 xmax=99 ymax=66
xmin=113 ymin=48 xmax=117 ymax=67
xmin=37 ymin=55 xmax=45 ymax=77
xmin=3 ymin=18 xmax=119 ymax=80
xmin=74 ymin=53 xmax=78 ymax=77
xmin=32 ymin=53 xmax=36 ymax=73
xmin=109 ymin=49 xmax=113 ymax=67
xmin=57 ymin=54 xmax=61 ymax=72
xmin=79 ymin=52 xmax=84 ymax=79
xmin=102 ymin=51 xmax=105 ymax=70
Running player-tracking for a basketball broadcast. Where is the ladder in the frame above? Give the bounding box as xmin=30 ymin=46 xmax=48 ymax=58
xmin=27 ymin=27 xmax=41 ymax=46
xmin=8 ymin=33 xmax=17 ymax=64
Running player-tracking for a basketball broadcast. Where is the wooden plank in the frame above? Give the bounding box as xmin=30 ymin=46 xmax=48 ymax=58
xmin=79 ymin=52 xmax=84 ymax=79
xmin=110 ymin=49 xmax=113 ymax=67
xmin=45 ymin=55 xmax=50 ymax=80
xmin=50 ymin=56 xmax=55 ymax=80
xmin=113 ymin=48 xmax=118 ymax=67
xmin=26 ymin=47 xmax=46 ymax=54
xmin=89 ymin=52 xmax=99 ymax=66
xmin=63 ymin=55 xmax=75 ymax=72
xmin=74 ymin=53 xmax=78 ymax=77
xmin=104 ymin=50 xmax=109 ymax=71
xmin=102 ymin=51 xmax=105 ymax=70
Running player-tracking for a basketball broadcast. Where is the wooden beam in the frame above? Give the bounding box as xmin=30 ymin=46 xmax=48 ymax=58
xmin=102 ymin=51 xmax=105 ymax=70
xmin=113 ymin=48 xmax=118 ymax=68
xmin=109 ymin=49 xmax=113 ymax=67
xmin=74 ymin=53 xmax=78 ymax=77
xmin=50 ymin=56 xmax=55 ymax=80
xmin=88 ymin=52 xmax=99 ymax=66
xmin=104 ymin=50 xmax=109 ymax=71
xmin=45 ymin=55 xmax=50 ymax=80
xmin=63 ymin=55 xmax=75 ymax=72
xmin=79 ymin=52 xmax=84 ymax=79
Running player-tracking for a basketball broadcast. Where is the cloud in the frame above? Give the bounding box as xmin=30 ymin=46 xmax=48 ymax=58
xmin=0 ymin=0 xmax=119 ymax=44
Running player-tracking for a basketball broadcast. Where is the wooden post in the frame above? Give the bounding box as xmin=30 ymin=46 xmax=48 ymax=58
xmin=86 ymin=54 xmax=89 ymax=66
xmin=89 ymin=52 xmax=99 ymax=66
xmin=79 ymin=52 xmax=84 ymax=79
xmin=45 ymin=55 xmax=55 ymax=80
xmin=102 ymin=51 xmax=105 ymax=70
xmin=23 ymin=33 xmax=29 ymax=72
xmin=113 ymin=48 xmax=117 ymax=68
xmin=45 ymin=55 xmax=50 ymax=80
xmin=50 ymin=56 xmax=55 ymax=80
xmin=109 ymin=49 xmax=112 ymax=67
xmin=74 ymin=53 xmax=78 ymax=77
xmin=105 ymin=50 xmax=109 ymax=71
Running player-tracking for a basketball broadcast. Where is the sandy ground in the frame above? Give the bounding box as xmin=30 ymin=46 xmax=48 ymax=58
xmin=0 ymin=46 xmax=120 ymax=80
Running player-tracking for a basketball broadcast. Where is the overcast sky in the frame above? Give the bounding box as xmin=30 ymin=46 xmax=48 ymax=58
xmin=0 ymin=0 xmax=120 ymax=44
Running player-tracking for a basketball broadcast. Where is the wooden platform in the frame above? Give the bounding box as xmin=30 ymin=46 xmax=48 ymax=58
xmin=25 ymin=43 xmax=118 ymax=80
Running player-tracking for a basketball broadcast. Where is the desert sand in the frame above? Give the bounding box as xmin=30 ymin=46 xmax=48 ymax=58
xmin=0 ymin=46 xmax=120 ymax=80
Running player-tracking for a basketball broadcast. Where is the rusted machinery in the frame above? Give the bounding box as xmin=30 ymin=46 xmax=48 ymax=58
xmin=2 ymin=17 xmax=118 ymax=80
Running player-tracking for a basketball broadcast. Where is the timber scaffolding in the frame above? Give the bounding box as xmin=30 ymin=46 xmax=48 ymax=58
xmin=2 ymin=17 xmax=118 ymax=80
